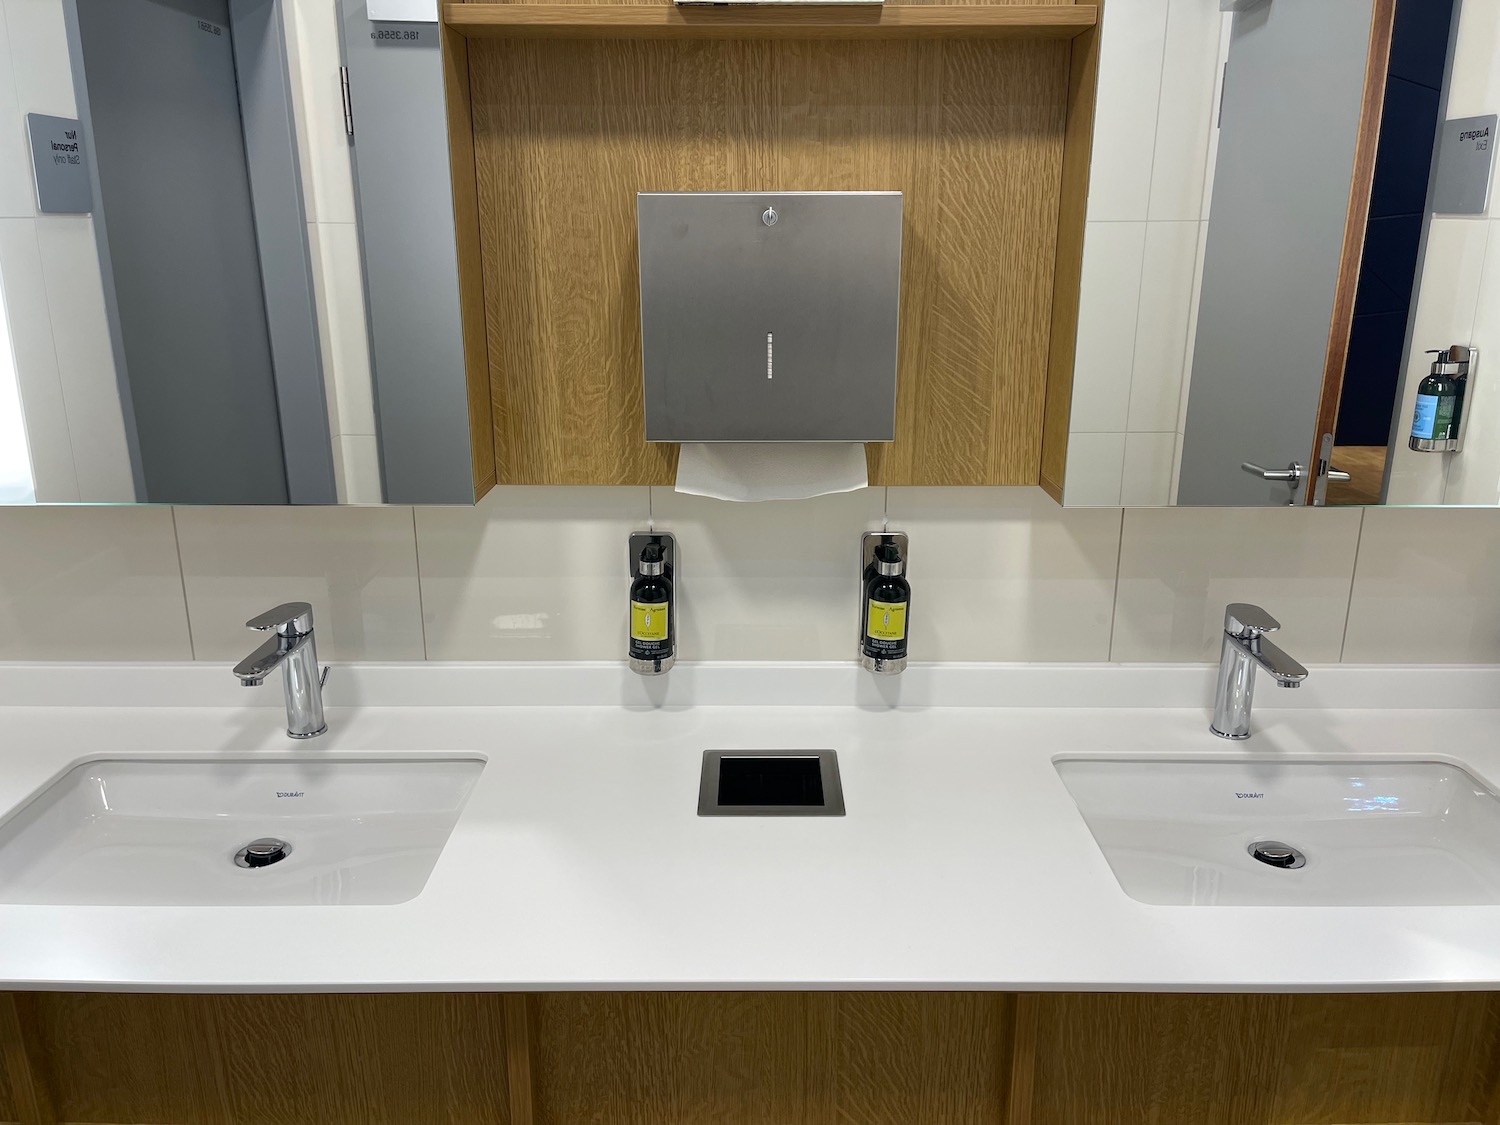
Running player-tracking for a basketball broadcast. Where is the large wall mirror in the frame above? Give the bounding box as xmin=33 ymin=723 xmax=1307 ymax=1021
xmin=1068 ymin=0 xmax=1498 ymax=508
xmin=0 ymin=0 xmax=475 ymax=505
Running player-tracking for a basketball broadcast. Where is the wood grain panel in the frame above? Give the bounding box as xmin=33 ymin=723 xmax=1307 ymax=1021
xmin=1037 ymin=11 xmax=1100 ymax=502
xmin=1028 ymin=992 xmax=1500 ymax=1125
xmin=467 ymin=37 xmax=1068 ymax=485
xmin=0 ymin=995 xmax=47 ymax=1125
xmin=0 ymin=1054 xmax=13 ymax=1125
xmin=27 ymin=993 xmax=512 ymax=1125
xmin=530 ymin=992 xmax=1012 ymax=1125
xmin=445 ymin=4 xmax=1099 ymax=40
xmin=1270 ymin=992 xmax=1498 ymax=1125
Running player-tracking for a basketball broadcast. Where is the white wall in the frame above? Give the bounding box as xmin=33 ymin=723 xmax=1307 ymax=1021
xmin=1063 ymin=0 xmax=1227 ymax=507
xmin=1386 ymin=0 xmax=1500 ymax=506
xmin=0 ymin=487 xmax=1497 ymax=666
xmin=0 ymin=0 xmax=133 ymax=503
xmin=0 ymin=1 xmax=1495 ymax=671
xmin=0 ymin=0 xmax=384 ymax=504
xmin=281 ymin=0 xmax=383 ymax=504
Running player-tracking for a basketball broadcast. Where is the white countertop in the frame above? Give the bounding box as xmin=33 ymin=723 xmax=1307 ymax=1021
xmin=2 ymin=661 xmax=1499 ymax=993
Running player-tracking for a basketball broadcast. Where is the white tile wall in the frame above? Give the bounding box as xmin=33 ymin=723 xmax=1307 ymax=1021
xmin=1446 ymin=0 xmax=1500 ymax=136
xmin=886 ymin=488 xmax=1120 ymax=662
xmin=1069 ymin=222 xmax=1146 ymax=434
xmin=0 ymin=0 xmax=379 ymax=504
xmin=1063 ymin=432 xmax=1126 ymax=507
xmin=650 ymin=487 xmax=885 ymax=661
xmin=0 ymin=2 xmax=34 ymax=220
xmin=1147 ymin=0 xmax=1223 ymax=223
xmin=418 ymin=487 xmax=648 ymax=661
xmin=175 ymin=506 xmax=425 ymax=662
xmin=0 ymin=492 xmax=1496 ymax=667
xmin=0 ymin=505 xmax=190 ymax=660
xmin=1386 ymin=231 xmax=1492 ymax=507
xmin=0 ymin=216 xmax=76 ymax=501
xmin=4 ymin=0 xmax=75 ymax=118
xmin=307 ymin=221 xmax=377 ymax=439
xmin=1344 ymin=508 xmax=1500 ymax=663
xmin=1067 ymin=3 xmax=1228 ymax=505
xmin=1084 ymin=0 xmax=1168 ymax=223
xmin=281 ymin=0 xmax=378 ymax=502
xmin=1127 ymin=220 xmax=1199 ymax=434
xmin=1112 ymin=506 xmax=1364 ymax=663
xmin=1120 ymin=432 xmax=1176 ymax=507
xmin=33 ymin=215 xmax=133 ymax=501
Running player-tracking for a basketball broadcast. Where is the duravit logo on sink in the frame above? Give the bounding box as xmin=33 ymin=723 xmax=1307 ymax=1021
xmin=276 ymin=791 xmax=305 ymax=798
xmin=1235 ymin=791 xmax=1265 ymax=799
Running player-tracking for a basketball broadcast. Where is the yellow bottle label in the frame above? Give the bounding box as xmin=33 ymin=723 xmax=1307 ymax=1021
xmin=631 ymin=601 xmax=669 ymax=642
xmin=866 ymin=599 xmax=907 ymax=642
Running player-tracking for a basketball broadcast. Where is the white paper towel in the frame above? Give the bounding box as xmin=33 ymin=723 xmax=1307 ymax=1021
xmin=674 ymin=443 xmax=868 ymax=502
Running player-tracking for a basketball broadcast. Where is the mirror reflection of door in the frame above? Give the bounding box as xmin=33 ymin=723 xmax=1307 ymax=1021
xmin=1178 ymin=0 xmax=1455 ymax=507
xmin=73 ymin=0 xmax=327 ymax=503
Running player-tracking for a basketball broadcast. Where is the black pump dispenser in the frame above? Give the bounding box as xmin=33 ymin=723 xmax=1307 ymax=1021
xmin=861 ymin=538 xmax=909 ymax=675
xmin=629 ymin=537 xmax=675 ymax=675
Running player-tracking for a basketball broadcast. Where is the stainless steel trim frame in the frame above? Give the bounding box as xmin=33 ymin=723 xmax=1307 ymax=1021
xmin=697 ymin=750 xmax=846 ymax=817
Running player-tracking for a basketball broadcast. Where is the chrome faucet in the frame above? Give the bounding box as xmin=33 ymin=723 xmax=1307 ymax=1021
xmin=233 ymin=602 xmax=328 ymax=739
xmin=1211 ymin=603 xmax=1308 ymax=740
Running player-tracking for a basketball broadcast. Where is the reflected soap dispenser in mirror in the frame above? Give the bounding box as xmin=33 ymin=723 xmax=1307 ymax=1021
xmin=628 ymin=532 xmax=676 ymax=676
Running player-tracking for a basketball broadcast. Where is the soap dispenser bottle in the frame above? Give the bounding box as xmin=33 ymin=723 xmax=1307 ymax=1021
xmin=861 ymin=537 xmax=909 ymax=675
xmin=629 ymin=536 xmax=675 ymax=676
xmin=1410 ymin=349 xmax=1465 ymax=452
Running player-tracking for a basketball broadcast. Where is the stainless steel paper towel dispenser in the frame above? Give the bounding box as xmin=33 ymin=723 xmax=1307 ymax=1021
xmin=637 ymin=191 xmax=902 ymax=443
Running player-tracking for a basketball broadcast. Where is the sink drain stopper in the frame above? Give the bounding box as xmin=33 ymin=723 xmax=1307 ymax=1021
xmin=234 ymin=837 xmax=292 ymax=869
xmin=1248 ymin=840 xmax=1306 ymax=869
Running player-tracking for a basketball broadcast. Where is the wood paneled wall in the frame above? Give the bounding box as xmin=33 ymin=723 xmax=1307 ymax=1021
xmin=529 ymin=991 xmax=1017 ymax=1125
xmin=2 ymin=990 xmax=1498 ymax=1125
xmin=461 ymin=34 xmax=1071 ymax=485
xmin=1029 ymin=992 xmax=1500 ymax=1125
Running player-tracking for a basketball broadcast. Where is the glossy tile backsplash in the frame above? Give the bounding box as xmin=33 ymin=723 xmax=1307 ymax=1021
xmin=0 ymin=491 xmax=1496 ymax=666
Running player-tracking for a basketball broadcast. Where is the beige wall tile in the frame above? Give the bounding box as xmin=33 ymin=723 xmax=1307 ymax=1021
xmin=650 ymin=486 xmax=884 ymax=661
xmin=1344 ymin=508 xmax=1500 ymax=664
xmin=1113 ymin=506 xmax=1362 ymax=663
xmin=0 ymin=505 xmax=190 ymax=660
xmin=1120 ymin=432 xmax=1175 ymax=507
xmin=1063 ymin=432 xmax=1126 ymax=507
xmin=1070 ymin=222 xmax=1146 ymax=433
xmin=887 ymin=487 xmax=1121 ymax=662
xmin=1127 ymin=220 xmax=1198 ymax=433
xmin=417 ymin=486 xmax=648 ymax=661
xmin=175 ymin=506 xmax=423 ymax=661
xmin=1085 ymin=0 xmax=1168 ymax=222
xmin=1146 ymin=0 xmax=1223 ymax=222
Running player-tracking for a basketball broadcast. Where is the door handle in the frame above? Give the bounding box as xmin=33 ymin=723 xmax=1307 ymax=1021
xmin=1241 ymin=461 xmax=1303 ymax=482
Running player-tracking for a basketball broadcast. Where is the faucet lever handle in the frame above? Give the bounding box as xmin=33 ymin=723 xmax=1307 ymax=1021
xmin=246 ymin=602 xmax=315 ymax=636
xmin=1225 ymin=602 xmax=1279 ymax=639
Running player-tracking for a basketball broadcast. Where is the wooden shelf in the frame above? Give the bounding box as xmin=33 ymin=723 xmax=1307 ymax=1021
xmin=443 ymin=3 xmax=1097 ymax=40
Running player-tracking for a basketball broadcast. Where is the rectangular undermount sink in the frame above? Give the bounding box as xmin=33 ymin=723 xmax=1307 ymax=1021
xmin=0 ymin=758 xmax=483 ymax=906
xmin=1056 ymin=758 xmax=1500 ymax=907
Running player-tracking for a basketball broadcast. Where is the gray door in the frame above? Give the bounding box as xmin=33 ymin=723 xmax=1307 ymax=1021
xmin=1177 ymin=0 xmax=1375 ymax=506
xmin=75 ymin=0 xmax=288 ymax=503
